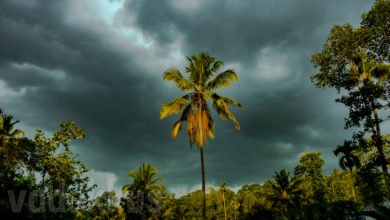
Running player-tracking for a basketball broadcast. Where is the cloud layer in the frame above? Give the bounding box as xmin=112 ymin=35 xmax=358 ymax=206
xmin=0 ymin=0 xmax=375 ymax=193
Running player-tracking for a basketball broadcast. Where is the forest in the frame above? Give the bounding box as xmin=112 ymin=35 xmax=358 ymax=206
xmin=1 ymin=0 xmax=390 ymax=219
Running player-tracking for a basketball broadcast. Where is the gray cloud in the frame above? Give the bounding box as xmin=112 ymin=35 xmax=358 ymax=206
xmin=0 ymin=0 xmax=375 ymax=192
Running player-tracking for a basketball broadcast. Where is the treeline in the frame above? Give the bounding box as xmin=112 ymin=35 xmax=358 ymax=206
xmin=0 ymin=107 xmax=389 ymax=219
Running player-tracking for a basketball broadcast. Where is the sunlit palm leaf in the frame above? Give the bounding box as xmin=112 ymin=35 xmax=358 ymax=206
xmin=211 ymin=93 xmax=241 ymax=129
xmin=171 ymin=104 xmax=192 ymax=138
xmin=160 ymin=95 xmax=190 ymax=119
xmin=163 ymin=68 xmax=194 ymax=91
xmin=206 ymin=70 xmax=238 ymax=90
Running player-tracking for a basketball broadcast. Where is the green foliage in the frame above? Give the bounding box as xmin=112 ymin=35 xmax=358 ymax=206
xmin=121 ymin=163 xmax=163 ymax=219
xmin=0 ymin=109 xmax=95 ymax=219
xmin=311 ymin=0 xmax=390 ymax=197
xmin=85 ymin=191 xmax=125 ymax=220
xmin=268 ymin=170 xmax=302 ymax=217
xmin=361 ymin=0 xmax=390 ymax=63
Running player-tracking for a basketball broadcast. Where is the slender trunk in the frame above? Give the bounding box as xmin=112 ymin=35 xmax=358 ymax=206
xmin=372 ymin=107 xmax=390 ymax=193
xmin=42 ymin=170 xmax=47 ymax=218
xmin=200 ymin=147 xmax=206 ymax=219
xmin=42 ymin=170 xmax=46 ymax=190
xmin=331 ymin=181 xmax=335 ymax=200
xmin=222 ymin=191 xmax=227 ymax=220
xmin=349 ymin=170 xmax=357 ymax=203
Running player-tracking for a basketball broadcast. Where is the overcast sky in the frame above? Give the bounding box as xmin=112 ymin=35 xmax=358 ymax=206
xmin=0 ymin=0 xmax=380 ymax=196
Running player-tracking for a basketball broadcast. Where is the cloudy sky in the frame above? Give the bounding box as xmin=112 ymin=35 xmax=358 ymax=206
xmin=0 ymin=0 xmax=379 ymax=196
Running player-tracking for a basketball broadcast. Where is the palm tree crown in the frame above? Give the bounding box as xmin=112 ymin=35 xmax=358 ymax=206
xmin=269 ymin=170 xmax=302 ymax=215
xmin=333 ymin=140 xmax=361 ymax=172
xmin=0 ymin=114 xmax=23 ymax=146
xmin=122 ymin=163 xmax=163 ymax=194
xmin=160 ymin=52 xmax=242 ymax=147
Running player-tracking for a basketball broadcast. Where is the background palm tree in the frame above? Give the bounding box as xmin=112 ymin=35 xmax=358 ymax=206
xmin=269 ymin=169 xmax=302 ymax=218
xmin=334 ymin=140 xmax=361 ymax=173
xmin=334 ymin=140 xmax=361 ymax=202
xmin=160 ymin=52 xmax=242 ymax=219
xmin=122 ymin=163 xmax=163 ymax=219
xmin=0 ymin=114 xmax=23 ymax=147
xmin=122 ymin=163 xmax=163 ymax=193
xmin=219 ymin=182 xmax=228 ymax=220
xmin=0 ymin=113 xmax=24 ymax=169
xmin=0 ymin=112 xmax=25 ymax=196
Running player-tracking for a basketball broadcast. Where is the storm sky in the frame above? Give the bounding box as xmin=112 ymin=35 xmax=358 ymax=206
xmin=0 ymin=0 xmax=379 ymax=196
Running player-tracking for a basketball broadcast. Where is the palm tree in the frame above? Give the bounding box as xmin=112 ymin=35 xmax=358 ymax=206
xmin=0 ymin=114 xmax=24 ymax=168
xmin=0 ymin=114 xmax=23 ymax=147
xmin=160 ymin=52 xmax=242 ymax=219
xmin=269 ymin=169 xmax=302 ymax=218
xmin=334 ymin=140 xmax=360 ymax=202
xmin=334 ymin=140 xmax=361 ymax=173
xmin=219 ymin=182 xmax=228 ymax=220
xmin=349 ymin=51 xmax=390 ymax=191
xmin=0 ymin=113 xmax=24 ymax=192
xmin=122 ymin=163 xmax=163 ymax=193
xmin=122 ymin=163 xmax=163 ymax=219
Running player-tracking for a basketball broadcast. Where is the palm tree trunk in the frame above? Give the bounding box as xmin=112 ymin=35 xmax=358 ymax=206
xmin=372 ymin=107 xmax=390 ymax=194
xmin=200 ymin=146 xmax=206 ymax=219
xmin=222 ymin=192 xmax=227 ymax=220
xmin=349 ymin=170 xmax=357 ymax=203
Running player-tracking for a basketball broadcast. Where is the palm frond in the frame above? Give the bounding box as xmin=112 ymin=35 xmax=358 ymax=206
xmin=210 ymin=60 xmax=224 ymax=74
xmin=171 ymin=104 xmax=192 ymax=138
xmin=163 ymin=68 xmax=194 ymax=91
xmin=186 ymin=52 xmax=218 ymax=84
xmin=204 ymin=104 xmax=215 ymax=139
xmin=211 ymin=93 xmax=241 ymax=129
xmin=160 ymin=95 xmax=191 ymax=119
xmin=186 ymin=55 xmax=201 ymax=84
xmin=371 ymin=64 xmax=390 ymax=82
xmin=122 ymin=184 xmax=132 ymax=194
xmin=206 ymin=69 xmax=238 ymax=90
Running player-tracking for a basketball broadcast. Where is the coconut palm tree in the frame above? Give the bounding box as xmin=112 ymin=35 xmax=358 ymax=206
xmin=334 ymin=140 xmax=361 ymax=172
xmin=122 ymin=163 xmax=163 ymax=219
xmin=122 ymin=163 xmax=163 ymax=194
xmin=0 ymin=113 xmax=24 ymax=169
xmin=219 ymin=182 xmax=228 ymax=220
xmin=0 ymin=113 xmax=24 ymax=193
xmin=334 ymin=140 xmax=361 ymax=202
xmin=269 ymin=169 xmax=302 ymax=218
xmin=0 ymin=114 xmax=23 ymax=147
xmin=160 ymin=52 xmax=242 ymax=219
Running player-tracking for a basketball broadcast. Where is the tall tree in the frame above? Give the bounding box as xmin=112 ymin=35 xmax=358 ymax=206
xmin=294 ymin=152 xmax=327 ymax=203
xmin=311 ymin=0 xmax=390 ymax=192
xmin=160 ymin=52 xmax=242 ymax=219
xmin=334 ymin=140 xmax=361 ymax=202
xmin=219 ymin=182 xmax=228 ymax=220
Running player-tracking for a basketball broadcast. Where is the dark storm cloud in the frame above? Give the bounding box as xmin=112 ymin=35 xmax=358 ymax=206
xmin=0 ymin=0 xmax=374 ymax=193
xmin=119 ymin=0 xmax=370 ymax=65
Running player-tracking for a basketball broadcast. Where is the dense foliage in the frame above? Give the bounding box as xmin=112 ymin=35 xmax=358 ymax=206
xmin=0 ymin=108 xmax=389 ymax=219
